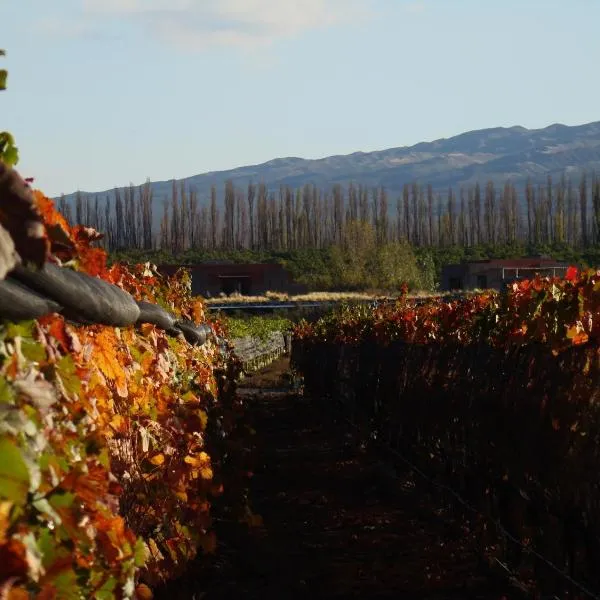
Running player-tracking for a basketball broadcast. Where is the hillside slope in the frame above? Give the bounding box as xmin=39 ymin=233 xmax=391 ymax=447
xmin=60 ymin=120 xmax=600 ymax=208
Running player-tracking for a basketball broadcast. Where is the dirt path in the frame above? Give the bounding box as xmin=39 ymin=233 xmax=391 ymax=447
xmin=157 ymin=358 xmax=516 ymax=599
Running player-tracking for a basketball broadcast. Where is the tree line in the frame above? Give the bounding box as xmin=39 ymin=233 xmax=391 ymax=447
xmin=57 ymin=172 xmax=600 ymax=253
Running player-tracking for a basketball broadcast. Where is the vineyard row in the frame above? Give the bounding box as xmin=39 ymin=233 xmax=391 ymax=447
xmin=0 ymin=163 xmax=253 ymax=599
xmin=291 ymin=274 xmax=600 ymax=597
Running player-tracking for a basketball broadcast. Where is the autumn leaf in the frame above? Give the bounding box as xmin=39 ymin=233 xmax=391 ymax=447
xmin=192 ymin=300 xmax=204 ymax=325
xmin=135 ymin=583 xmax=154 ymax=600
xmin=61 ymin=463 xmax=109 ymax=507
xmin=6 ymin=586 xmax=30 ymax=600
xmin=0 ymin=539 xmax=28 ymax=581
xmin=566 ymin=324 xmax=589 ymax=346
xmin=77 ymin=246 xmax=108 ymax=278
xmin=93 ymin=329 xmax=128 ymax=398
xmin=149 ymin=454 xmax=165 ymax=466
xmin=44 ymin=317 xmax=71 ymax=353
xmin=184 ymin=452 xmax=213 ymax=479
xmin=565 ymin=266 xmax=578 ymax=282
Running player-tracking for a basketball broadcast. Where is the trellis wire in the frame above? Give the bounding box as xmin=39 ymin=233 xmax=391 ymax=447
xmin=332 ymin=395 xmax=600 ymax=600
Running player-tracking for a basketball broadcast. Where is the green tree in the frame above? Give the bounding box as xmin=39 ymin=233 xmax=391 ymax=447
xmin=329 ymin=219 xmax=376 ymax=289
xmin=370 ymin=242 xmax=422 ymax=290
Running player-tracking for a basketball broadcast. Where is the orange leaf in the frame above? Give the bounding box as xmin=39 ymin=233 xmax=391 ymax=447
xmin=42 ymin=316 xmax=70 ymax=353
xmin=61 ymin=463 xmax=110 ymax=507
xmin=93 ymin=330 xmax=128 ymax=397
xmin=192 ymin=300 xmax=204 ymax=325
xmin=149 ymin=454 xmax=165 ymax=466
xmin=135 ymin=584 xmax=154 ymax=600
xmin=7 ymin=587 xmax=29 ymax=600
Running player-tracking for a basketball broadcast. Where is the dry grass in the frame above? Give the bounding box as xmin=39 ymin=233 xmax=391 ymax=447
xmin=201 ymin=289 xmax=471 ymax=305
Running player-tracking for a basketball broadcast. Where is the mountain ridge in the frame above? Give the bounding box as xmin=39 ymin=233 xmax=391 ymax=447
xmin=58 ymin=120 xmax=600 ymax=207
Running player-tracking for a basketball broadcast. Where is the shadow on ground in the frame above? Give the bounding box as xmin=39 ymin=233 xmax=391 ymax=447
xmin=155 ymin=357 xmax=516 ymax=599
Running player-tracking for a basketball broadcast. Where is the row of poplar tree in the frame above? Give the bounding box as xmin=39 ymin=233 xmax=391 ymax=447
xmin=57 ymin=172 xmax=600 ymax=253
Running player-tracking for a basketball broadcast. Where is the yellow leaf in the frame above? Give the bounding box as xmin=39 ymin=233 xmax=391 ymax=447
xmin=149 ymin=454 xmax=165 ymax=466
xmin=174 ymin=490 xmax=188 ymax=502
xmin=184 ymin=452 xmax=213 ymax=479
xmin=197 ymin=409 xmax=208 ymax=430
xmin=147 ymin=539 xmax=164 ymax=562
xmin=184 ymin=451 xmax=210 ymax=468
xmin=109 ymin=414 xmax=127 ymax=434
xmin=0 ymin=501 xmax=12 ymax=543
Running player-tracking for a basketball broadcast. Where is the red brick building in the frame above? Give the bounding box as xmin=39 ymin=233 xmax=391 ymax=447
xmin=441 ymin=257 xmax=570 ymax=291
xmin=158 ymin=263 xmax=307 ymax=297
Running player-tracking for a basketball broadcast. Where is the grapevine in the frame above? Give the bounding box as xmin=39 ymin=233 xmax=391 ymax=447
xmin=0 ymin=172 xmax=246 ymax=598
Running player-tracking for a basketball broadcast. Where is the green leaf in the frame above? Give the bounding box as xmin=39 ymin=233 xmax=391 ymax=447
xmin=1 ymin=144 xmax=18 ymax=167
xmin=134 ymin=537 xmax=148 ymax=567
xmin=0 ymin=438 xmax=30 ymax=504
xmin=21 ymin=339 xmax=47 ymax=363
xmin=95 ymin=575 xmax=117 ymax=599
xmin=0 ymin=376 xmax=15 ymax=404
xmin=49 ymin=491 xmax=75 ymax=509
xmin=98 ymin=447 xmax=110 ymax=469
xmin=0 ymin=69 xmax=6 ymax=91
xmin=0 ymin=132 xmax=19 ymax=167
xmin=5 ymin=321 xmax=35 ymax=340
xmin=52 ymin=570 xmax=81 ymax=600
xmin=37 ymin=528 xmax=57 ymax=568
xmin=56 ymin=355 xmax=81 ymax=395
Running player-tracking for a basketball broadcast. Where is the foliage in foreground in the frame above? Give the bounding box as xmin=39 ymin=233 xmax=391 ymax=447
xmin=0 ymin=188 xmax=247 ymax=598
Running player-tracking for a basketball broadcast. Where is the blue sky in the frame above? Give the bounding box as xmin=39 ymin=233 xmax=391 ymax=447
xmin=1 ymin=0 xmax=599 ymax=197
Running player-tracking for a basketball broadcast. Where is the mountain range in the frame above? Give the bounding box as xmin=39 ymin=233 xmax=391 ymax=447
xmin=60 ymin=120 xmax=600 ymax=208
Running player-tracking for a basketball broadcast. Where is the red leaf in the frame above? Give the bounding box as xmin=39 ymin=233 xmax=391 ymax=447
xmin=565 ymin=266 xmax=578 ymax=282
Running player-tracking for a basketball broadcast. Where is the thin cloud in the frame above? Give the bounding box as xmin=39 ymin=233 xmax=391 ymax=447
xmin=403 ymin=1 xmax=427 ymax=15
xmin=33 ymin=16 xmax=120 ymax=41
xmin=81 ymin=0 xmax=374 ymax=50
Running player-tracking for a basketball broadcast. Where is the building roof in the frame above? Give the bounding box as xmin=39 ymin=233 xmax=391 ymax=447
xmin=456 ymin=257 xmax=568 ymax=268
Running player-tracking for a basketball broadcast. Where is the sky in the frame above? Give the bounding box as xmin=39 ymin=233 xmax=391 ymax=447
xmin=1 ymin=0 xmax=599 ymax=197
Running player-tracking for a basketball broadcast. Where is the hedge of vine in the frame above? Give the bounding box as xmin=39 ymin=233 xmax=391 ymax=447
xmin=292 ymin=270 xmax=600 ymax=596
xmin=0 ymin=176 xmax=252 ymax=598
